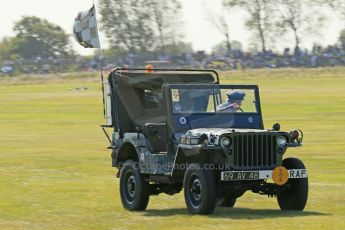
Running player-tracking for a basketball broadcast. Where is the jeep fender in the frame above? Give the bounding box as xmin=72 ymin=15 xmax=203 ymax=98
xmin=177 ymin=144 xmax=203 ymax=157
xmin=170 ymin=145 xmax=207 ymax=178
xmin=113 ymin=142 xmax=139 ymax=167
xmin=170 ymin=144 xmax=224 ymax=178
xmin=112 ymin=132 xmax=149 ymax=167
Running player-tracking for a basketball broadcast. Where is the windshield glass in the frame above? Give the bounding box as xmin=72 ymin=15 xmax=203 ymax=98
xmin=171 ymin=87 xmax=258 ymax=114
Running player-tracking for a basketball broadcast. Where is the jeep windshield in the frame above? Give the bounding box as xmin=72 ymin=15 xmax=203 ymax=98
xmin=165 ymin=84 xmax=263 ymax=131
xmin=170 ymin=86 xmax=258 ymax=114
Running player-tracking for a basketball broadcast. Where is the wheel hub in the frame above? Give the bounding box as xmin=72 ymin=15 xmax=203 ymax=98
xmin=190 ymin=178 xmax=202 ymax=201
xmin=127 ymin=175 xmax=136 ymax=198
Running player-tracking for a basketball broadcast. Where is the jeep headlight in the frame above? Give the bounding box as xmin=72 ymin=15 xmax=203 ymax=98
xmin=277 ymin=136 xmax=287 ymax=146
xmin=220 ymin=136 xmax=231 ymax=148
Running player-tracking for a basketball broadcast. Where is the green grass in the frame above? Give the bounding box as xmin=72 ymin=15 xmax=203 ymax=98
xmin=1 ymin=68 xmax=345 ymax=229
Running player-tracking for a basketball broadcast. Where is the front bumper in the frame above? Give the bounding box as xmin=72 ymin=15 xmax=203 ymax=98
xmin=221 ymin=168 xmax=308 ymax=183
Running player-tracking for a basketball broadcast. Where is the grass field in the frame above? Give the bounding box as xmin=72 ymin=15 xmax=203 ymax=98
xmin=0 ymin=68 xmax=345 ymax=230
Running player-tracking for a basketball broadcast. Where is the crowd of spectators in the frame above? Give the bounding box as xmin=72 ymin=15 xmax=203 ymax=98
xmin=2 ymin=44 xmax=345 ymax=76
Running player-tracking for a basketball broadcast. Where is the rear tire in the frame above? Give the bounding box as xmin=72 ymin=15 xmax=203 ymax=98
xmin=119 ymin=160 xmax=150 ymax=211
xmin=277 ymin=158 xmax=308 ymax=211
xmin=183 ymin=164 xmax=217 ymax=214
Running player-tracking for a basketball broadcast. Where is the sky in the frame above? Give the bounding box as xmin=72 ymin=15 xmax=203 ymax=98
xmin=0 ymin=0 xmax=343 ymax=55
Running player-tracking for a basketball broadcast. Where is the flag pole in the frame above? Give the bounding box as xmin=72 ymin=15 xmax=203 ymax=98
xmin=73 ymin=4 xmax=111 ymax=125
xmin=94 ymin=4 xmax=108 ymax=119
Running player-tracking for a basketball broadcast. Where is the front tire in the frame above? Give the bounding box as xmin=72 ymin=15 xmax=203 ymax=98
xmin=277 ymin=158 xmax=308 ymax=211
xmin=183 ymin=164 xmax=217 ymax=214
xmin=119 ymin=160 xmax=149 ymax=211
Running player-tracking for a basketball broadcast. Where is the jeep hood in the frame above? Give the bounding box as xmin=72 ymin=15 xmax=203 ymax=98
xmin=185 ymin=128 xmax=278 ymax=137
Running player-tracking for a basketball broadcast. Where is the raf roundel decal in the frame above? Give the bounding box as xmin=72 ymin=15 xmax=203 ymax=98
xmin=248 ymin=116 xmax=254 ymax=123
xmin=179 ymin=116 xmax=187 ymax=125
xmin=140 ymin=153 xmax=145 ymax=161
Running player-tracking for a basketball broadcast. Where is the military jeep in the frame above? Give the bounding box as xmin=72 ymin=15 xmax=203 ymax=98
xmin=101 ymin=68 xmax=308 ymax=214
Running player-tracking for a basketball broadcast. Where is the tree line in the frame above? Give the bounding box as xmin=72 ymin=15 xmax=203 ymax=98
xmin=1 ymin=0 xmax=345 ymax=62
xmin=220 ymin=0 xmax=345 ymax=54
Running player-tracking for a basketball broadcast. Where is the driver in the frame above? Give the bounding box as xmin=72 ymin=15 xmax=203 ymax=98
xmin=217 ymin=91 xmax=246 ymax=112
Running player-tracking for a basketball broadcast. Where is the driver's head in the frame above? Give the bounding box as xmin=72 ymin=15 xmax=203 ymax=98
xmin=226 ymin=91 xmax=246 ymax=106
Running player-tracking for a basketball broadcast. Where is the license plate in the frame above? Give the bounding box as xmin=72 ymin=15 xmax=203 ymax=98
xmin=221 ymin=171 xmax=259 ymax=181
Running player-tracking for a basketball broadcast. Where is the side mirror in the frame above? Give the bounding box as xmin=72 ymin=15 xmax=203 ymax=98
xmin=272 ymin=123 xmax=281 ymax=131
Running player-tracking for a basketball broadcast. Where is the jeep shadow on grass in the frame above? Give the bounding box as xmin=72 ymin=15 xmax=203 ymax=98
xmin=101 ymin=68 xmax=308 ymax=215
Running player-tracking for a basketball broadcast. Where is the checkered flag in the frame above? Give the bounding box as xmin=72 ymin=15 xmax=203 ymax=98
xmin=73 ymin=5 xmax=100 ymax=48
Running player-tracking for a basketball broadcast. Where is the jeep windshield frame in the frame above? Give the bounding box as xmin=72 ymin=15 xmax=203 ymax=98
xmin=163 ymin=84 xmax=264 ymax=133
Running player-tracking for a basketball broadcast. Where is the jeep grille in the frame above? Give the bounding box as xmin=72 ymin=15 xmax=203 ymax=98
xmin=232 ymin=133 xmax=278 ymax=170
